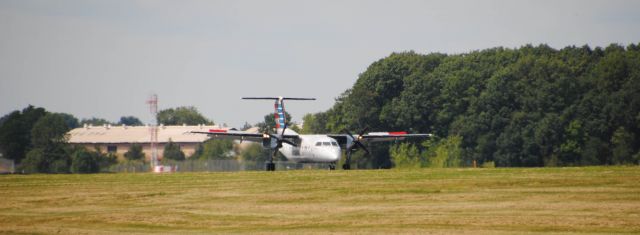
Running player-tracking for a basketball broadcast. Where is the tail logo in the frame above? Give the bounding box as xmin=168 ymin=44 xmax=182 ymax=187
xmin=274 ymin=99 xmax=286 ymax=129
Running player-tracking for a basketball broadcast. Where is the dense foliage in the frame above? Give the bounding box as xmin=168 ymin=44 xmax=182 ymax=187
xmin=157 ymin=106 xmax=213 ymax=125
xmin=80 ymin=117 xmax=112 ymax=126
xmin=308 ymin=44 xmax=640 ymax=167
xmin=118 ymin=116 xmax=143 ymax=126
xmin=124 ymin=143 xmax=145 ymax=161
xmin=70 ymin=148 xmax=100 ymax=173
xmin=257 ymin=111 xmax=293 ymax=133
xmin=0 ymin=106 xmax=47 ymax=163
xmin=163 ymin=140 xmax=186 ymax=161
xmin=0 ymin=106 xmax=120 ymax=173
xmin=193 ymin=139 xmax=235 ymax=160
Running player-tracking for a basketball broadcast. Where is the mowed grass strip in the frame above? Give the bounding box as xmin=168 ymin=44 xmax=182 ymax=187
xmin=0 ymin=167 xmax=639 ymax=234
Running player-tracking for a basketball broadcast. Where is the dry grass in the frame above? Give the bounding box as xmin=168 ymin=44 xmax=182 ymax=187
xmin=0 ymin=167 xmax=639 ymax=234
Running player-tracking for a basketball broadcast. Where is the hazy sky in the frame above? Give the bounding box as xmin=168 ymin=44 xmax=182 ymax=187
xmin=1 ymin=0 xmax=639 ymax=127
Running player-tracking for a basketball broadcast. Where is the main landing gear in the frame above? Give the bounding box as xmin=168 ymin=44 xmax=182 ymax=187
xmin=329 ymin=163 xmax=336 ymax=170
xmin=342 ymin=128 xmax=371 ymax=171
xmin=266 ymin=148 xmax=277 ymax=171
xmin=266 ymin=162 xmax=276 ymax=171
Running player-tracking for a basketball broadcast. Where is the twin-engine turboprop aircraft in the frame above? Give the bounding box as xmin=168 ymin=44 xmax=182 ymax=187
xmin=191 ymin=97 xmax=432 ymax=171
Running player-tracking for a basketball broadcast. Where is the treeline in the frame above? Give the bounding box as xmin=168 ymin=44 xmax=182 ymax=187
xmin=303 ymin=44 xmax=640 ymax=168
xmin=0 ymin=105 xmax=224 ymax=173
xmin=0 ymin=106 xmax=118 ymax=173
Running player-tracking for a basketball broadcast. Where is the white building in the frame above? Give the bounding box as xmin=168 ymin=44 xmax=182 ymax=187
xmin=67 ymin=124 xmax=231 ymax=161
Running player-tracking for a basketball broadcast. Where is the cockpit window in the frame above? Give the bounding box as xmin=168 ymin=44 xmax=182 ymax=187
xmin=315 ymin=142 xmax=322 ymax=146
xmin=323 ymin=142 xmax=331 ymax=146
xmin=331 ymin=142 xmax=338 ymax=146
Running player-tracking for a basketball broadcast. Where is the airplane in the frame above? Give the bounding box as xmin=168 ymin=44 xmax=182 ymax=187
xmin=191 ymin=97 xmax=432 ymax=171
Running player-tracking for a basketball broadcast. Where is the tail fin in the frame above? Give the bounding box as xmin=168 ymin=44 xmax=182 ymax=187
xmin=242 ymin=96 xmax=315 ymax=130
xmin=274 ymin=99 xmax=286 ymax=129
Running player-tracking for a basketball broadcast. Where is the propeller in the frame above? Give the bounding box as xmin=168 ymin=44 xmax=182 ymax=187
xmin=342 ymin=127 xmax=370 ymax=170
xmin=270 ymin=122 xmax=297 ymax=147
xmin=343 ymin=127 xmax=370 ymax=155
xmin=263 ymin=122 xmax=297 ymax=171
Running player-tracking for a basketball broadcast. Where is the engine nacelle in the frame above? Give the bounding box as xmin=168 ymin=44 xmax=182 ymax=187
xmin=262 ymin=137 xmax=277 ymax=149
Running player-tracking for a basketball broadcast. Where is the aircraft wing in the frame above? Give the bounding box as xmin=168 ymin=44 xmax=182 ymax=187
xmin=191 ymin=129 xmax=299 ymax=142
xmin=327 ymin=132 xmax=433 ymax=145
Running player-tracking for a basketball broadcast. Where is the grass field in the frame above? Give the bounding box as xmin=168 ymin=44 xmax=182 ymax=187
xmin=1 ymin=167 xmax=639 ymax=234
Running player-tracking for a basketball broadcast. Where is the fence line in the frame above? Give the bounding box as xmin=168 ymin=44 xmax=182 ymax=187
xmin=106 ymin=159 xmax=334 ymax=173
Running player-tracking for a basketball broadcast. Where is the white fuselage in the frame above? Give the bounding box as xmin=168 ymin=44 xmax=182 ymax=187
xmin=277 ymin=130 xmax=341 ymax=163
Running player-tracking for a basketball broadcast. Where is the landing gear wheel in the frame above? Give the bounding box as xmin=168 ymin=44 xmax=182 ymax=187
xmin=266 ymin=162 xmax=275 ymax=171
xmin=329 ymin=164 xmax=336 ymax=170
xmin=342 ymin=163 xmax=351 ymax=170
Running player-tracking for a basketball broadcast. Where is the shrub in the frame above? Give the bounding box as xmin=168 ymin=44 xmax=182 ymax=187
xmin=163 ymin=140 xmax=185 ymax=161
xmin=124 ymin=143 xmax=145 ymax=161
xmin=71 ymin=149 xmax=99 ymax=173
xmin=390 ymin=143 xmax=421 ymax=168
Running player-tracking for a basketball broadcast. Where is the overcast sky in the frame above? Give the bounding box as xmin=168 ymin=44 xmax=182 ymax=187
xmin=1 ymin=0 xmax=639 ymax=128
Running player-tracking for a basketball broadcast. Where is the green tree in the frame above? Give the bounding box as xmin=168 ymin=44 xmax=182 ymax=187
xmin=163 ymin=139 xmax=185 ymax=161
xmin=0 ymin=106 xmax=47 ymax=163
xmin=71 ymin=148 xmax=100 ymax=173
xmin=124 ymin=143 xmax=145 ymax=161
xmin=31 ymin=113 xmax=70 ymax=148
xmin=20 ymin=113 xmax=72 ymax=173
xmin=300 ymin=113 xmax=329 ymax=134
xmin=611 ymin=127 xmax=635 ymax=164
xmin=559 ymin=120 xmax=586 ymax=165
xmin=157 ymin=106 xmax=213 ymax=125
xmin=21 ymin=148 xmax=47 ymax=173
xmin=118 ymin=116 xmax=143 ymax=126
xmin=390 ymin=143 xmax=421 ymax=168
xmin=80 ymin=117 xmax=112 ymax=126
xmin=425 ymin=135 xmax=463 ymax=168
xmin=292 ymin=44 xmax=640 ymax=168
xmin=57 ymin=113 xmax=80 ymax=129
xmin=257 ymin=111 xmax=292 ymax=133
xmin=196 ymin=139 xmax=235 ymax=160
xmin=238 ymin=143 xmax=270 ymax=163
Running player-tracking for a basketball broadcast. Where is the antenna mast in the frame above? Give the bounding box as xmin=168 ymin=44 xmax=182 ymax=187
xmin=146 ymin=94 xmax=159 ymax=168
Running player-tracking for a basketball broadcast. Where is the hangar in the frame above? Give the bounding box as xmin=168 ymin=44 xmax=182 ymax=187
xmin=67 ymin=124 xmax=234 ymax=161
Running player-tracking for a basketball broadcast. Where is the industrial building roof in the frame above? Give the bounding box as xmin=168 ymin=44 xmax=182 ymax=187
xmin=67 ymin=125 xmax=230 ymax=144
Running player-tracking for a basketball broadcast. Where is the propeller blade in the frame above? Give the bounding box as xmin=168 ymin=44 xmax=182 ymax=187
xmin=281 ymin=139 xmax=297 ymax=147
xmin=355 ymin=141 xmax=370 ymax=155
xmin=342 ymin=129 xmax=355 ymax=139
xmin=358 ymin=126 xmax=369 ymax=137
xmin=282 ymin=122 xmax=288 ymax=135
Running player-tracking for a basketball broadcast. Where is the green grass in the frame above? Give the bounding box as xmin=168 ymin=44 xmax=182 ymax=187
xmin=1 ymin=167 xmax=639 ymax=234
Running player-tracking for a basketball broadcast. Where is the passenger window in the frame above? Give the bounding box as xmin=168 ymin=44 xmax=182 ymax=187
xmin=323 ymin=142 xmax=331 ymax=146
xmin=315 ymin=142 xmax=322 ymax=146
xmin=331 ymin=142 xmax=338 ymax=146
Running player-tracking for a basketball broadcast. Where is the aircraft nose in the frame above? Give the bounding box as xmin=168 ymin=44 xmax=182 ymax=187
xmin=331 ymin=148 xmax=341 ymax=162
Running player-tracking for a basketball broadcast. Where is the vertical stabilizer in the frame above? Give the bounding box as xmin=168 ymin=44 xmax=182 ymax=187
xmin=242 ymin=96 xmax=316 ymax=132
xmin=274 ymin=98 xmax=286 ymax=129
